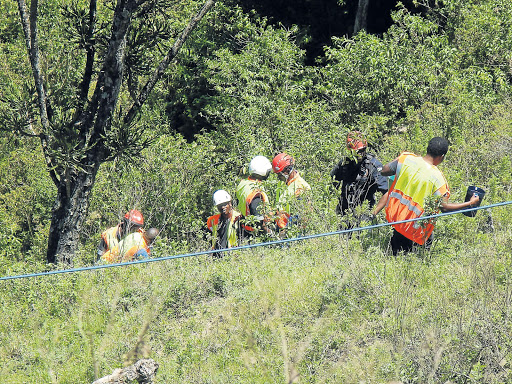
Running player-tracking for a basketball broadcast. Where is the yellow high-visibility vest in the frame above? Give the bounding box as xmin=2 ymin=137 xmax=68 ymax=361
xmin=386 ymin=152 xmax=450 ymax=245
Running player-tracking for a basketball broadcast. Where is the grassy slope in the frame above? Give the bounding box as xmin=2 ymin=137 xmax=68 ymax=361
xmin=1 ymin=206 xmax=512 ymax=383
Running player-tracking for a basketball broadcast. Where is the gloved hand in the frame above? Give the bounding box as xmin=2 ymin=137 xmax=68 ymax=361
xmin=359 ymin=213 xmax=376 ymax=224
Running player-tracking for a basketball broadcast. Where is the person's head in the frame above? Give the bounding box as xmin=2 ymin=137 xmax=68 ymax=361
xmin=144 ymin=227 xmax=159 ymax=245
xmin=346 ymin=131 xmax=367 ymax=162
xmin=213 ymin=189 xmax=233 ymax=216
xmin=426 ymin=137 xmax=449 ymax=164
xmin=248 ymin=155 xmax=272 ymax=181
xmin=121 ymin=209 xmax=144 ymax=234
xmin=272 ymin=153 xmax=295 ymax=182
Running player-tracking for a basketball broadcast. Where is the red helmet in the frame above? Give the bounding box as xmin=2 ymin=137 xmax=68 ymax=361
xmin=124 ymin=209 xmax=144 ymax=226
xmin=272 ymin=153 xmax=295 ymax=173
xmin=346 ymin=131 xmax=367 ymax=151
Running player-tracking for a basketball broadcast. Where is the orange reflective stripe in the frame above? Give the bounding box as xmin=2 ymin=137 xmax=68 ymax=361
xmin=242 ymin=190 xmax=269 ymax=231
xmin=287 ymin=175 xmax=299 ymax=186
xmin=388 ymin=190 xmax=423 ymax=217
xmin=385 ymin=152 xmax=445 ymax=245
xmin=275 ymin=211 xmax=290 ymax=229
xmin=386 ymin=196 xmax=433 ymax=245
xmin=121 ymin=237 xmax=149 ymax=262
xmin=207 ymin=211 xmax=242 ymax=247
xmin=245 ymin=190 xmax=269 ymax=216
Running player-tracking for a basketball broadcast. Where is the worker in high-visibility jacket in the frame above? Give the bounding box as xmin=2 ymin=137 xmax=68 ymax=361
xmin=101 ymin=227 xmax=159 ymax=263
xmin=381 ymin=137 xmax=480 ymax=255
xmin=271 ymin=152 xmax=311 ymax=229
xmin=236 ymin=155 xmax=272 ymax=235
xmin=97 ymin=209 xmax=145 ymax=259
xmin=207 ymin=190 xmax=242 ymax=258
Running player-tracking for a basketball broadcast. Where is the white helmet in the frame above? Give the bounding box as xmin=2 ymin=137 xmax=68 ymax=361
xmin=213 ymin=189 xmax=231 ymax=206
xmin=248 ymin=156 xmax=272 ymax=179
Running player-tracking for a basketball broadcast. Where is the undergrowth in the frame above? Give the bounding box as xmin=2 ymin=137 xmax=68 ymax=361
xmin=1 ymin=204 xmax=512 ymax=383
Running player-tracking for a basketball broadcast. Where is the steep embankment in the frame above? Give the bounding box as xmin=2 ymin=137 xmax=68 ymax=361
xmin=1 ymin=209 xmax=512 ymax=383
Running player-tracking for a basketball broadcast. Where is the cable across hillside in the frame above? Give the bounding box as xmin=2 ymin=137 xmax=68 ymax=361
xmin=1 ymin=201 xmax=510 ymax=281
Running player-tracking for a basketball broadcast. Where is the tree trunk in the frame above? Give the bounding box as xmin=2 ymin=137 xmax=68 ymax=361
xmin=354 ymin=0 xmax=370 ymax=34
xmin=46 ymin=0 xmax=136 ymax=265
xmin=46 ymin=164 xmax=100 ymax=264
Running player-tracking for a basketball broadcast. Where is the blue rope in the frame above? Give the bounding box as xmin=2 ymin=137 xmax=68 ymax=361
xmin=1 ymin=201 xmax=510 ymax=281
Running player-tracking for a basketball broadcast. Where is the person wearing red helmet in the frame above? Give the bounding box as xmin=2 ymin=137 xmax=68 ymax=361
xmin=272 ymin=153 xmax=311 ymax=229
xmin=331 ymin=131 xmax=388 ymax=226
xmin=101 ymin=227 xmax=159 ymax=263
xmin=97 ymin=209 xmax=148 ymax=262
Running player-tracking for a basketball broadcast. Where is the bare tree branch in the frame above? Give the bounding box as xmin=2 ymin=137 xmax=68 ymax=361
xmin=123 ymin=0 xmax=216 ymax=126
xmin=77 ymin=0 xmax=140 ymax=156
xmin=17 ymin=0 xmax=59 ymax=187
xmin=76 ymin=0 xmax=98 ymax=116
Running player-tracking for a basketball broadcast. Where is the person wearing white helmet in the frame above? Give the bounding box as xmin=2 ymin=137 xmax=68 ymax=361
xmin=235 ymin=155 xmax=272 ymax=235
xmin=207 ymin=189 xmax=242 ymax=257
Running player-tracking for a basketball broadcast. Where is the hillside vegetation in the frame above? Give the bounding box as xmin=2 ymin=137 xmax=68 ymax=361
xmin=1 ymin=0 xmax=512 ymax=382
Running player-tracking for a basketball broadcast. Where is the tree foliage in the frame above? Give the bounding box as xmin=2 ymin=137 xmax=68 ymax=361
xmin=2 ymin=0 xmax=512 ymax=381
xmin=2 ymin=0 xmax=215 ymax=264
xmin=1 ymin=0 xmax=512 ymax=262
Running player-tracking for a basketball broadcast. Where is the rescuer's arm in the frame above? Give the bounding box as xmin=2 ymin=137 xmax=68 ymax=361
xmin=440 ymin=194 xmax=480 ymax=212
xmin=372 ymin=191 xmax=389 ymax=216
xmin=380 ymin=159 xmax=398 ymax=177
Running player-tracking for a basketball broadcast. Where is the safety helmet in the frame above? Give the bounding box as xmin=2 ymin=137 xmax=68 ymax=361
xmin=248 ymin=156 xmax=272 ymax=178
xmin=213 ymin=189 xmax=232 ymax=206
xmin=346 ymin=131 xmax=367 ymax=151
xmin=124 ymin=209 xmax=144 ymax=226
xmin=272 ymin=153 xmax=295 ymax=173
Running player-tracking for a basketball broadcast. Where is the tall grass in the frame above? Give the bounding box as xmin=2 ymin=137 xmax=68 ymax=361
xmin=1 ymin=204 xmax=512 ymax=383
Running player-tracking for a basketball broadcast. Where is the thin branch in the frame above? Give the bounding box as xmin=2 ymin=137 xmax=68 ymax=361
xmin=76 ymin=0 xmax=98 ymax=115
xmin=123 ymin=0 xmax=216 ymax=126
xmin=80 ymin=0 xmax=139 ymax=156
xmin=17 ymin=0 xmax=59 ymax=187
xmin=16 ymin=0 xmax=32 ymax=51
xmin=13 ymin=130 xmax=43 ymax=139
xmin=26 ymin=0 xmax=50 ymax=132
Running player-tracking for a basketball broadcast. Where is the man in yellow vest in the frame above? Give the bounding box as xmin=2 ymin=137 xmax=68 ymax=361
xmin=207 ymin=190 xmax=242 ymax=258
xmin=97 ymin=209 xmax=145 ymax=260
xmin=271 ymin=152 xmax=311 ymax=229
xmin=381 ymin=137 xmax=480 ymax=255
xmin=236 ymin=155 xmax=272 ymax=236
xmin=101 ymin=227 xmax=159 ymax=263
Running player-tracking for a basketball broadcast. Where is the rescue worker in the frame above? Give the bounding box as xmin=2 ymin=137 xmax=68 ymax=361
xmin=236 ymin=155 xmax=272 ymax=236
xmin=381 ymin=137 xmax=480 ymax=255
xmin=101 ymin=227 xmax=159 ymax=263
xmin=206 ymin=189 xmax=243 ymax=258
xmin=97 ymin=209 xmax=145 ymax=259
xmin=132 ymin=227 xmax=159 ymax=259
xmin=331 ymin=131 xmax=388 ymax=225
xmin=271 ymin=152 xmax=311 ymax=229
xmin=369 ymin=175 xmax=395 ymax=220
